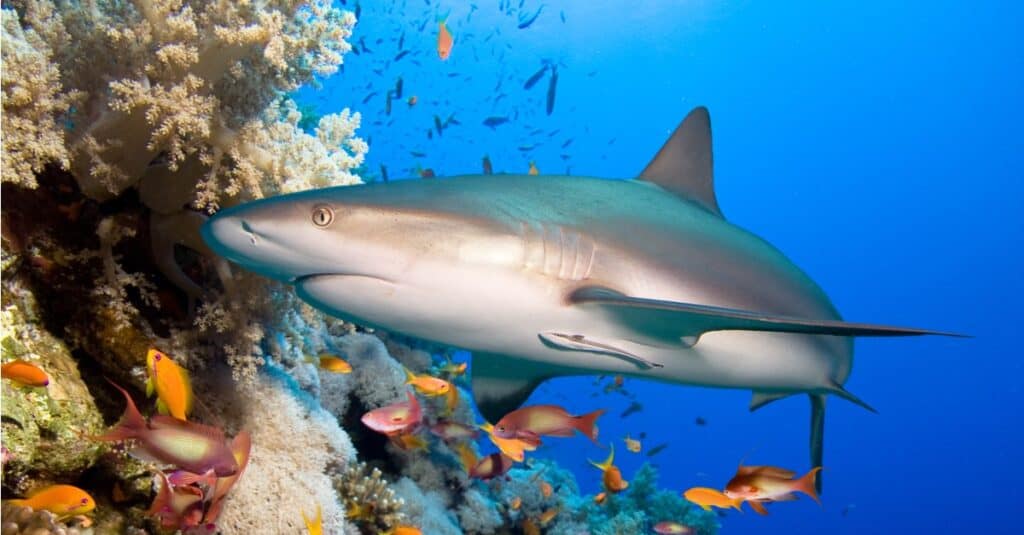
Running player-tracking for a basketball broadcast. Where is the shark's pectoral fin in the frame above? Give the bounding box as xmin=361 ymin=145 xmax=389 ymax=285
xmin=470 ymin=353 xmax=553 ymax=423
xmin=569 ymin=286 xmax=964 ymax=340
xmin=538 ymin=331 xmax=663 ymax=370
xmin=749 ymin=391 xmax=793 ymax=412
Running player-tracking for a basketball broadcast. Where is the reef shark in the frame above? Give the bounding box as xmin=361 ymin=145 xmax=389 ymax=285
xmin=202 ymin=107 xmax=960 ymax=489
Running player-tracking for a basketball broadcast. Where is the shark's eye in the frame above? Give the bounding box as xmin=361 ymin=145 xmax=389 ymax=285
xmin=312 ymin=205 xmax=334 ymax=228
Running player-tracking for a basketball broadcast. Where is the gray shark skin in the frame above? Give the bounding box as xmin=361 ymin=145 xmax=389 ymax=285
xmin=202 ymin=107 xmax=961 ymax=491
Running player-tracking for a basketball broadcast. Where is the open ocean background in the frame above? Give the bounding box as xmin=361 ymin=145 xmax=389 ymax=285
xmin=296 ymin=1 xmax=1023 ymax=532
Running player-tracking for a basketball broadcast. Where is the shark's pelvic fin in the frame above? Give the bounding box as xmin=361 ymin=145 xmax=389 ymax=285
xmin=749 ymin=391 xmax=793 ymax=411
xmin=569 ymin=286 xmax=965 ymax=339
xmin=638 ymin=106 xmax=722 ymax=218
xmin=538 ymin=331 xmax=663 ymax=369
xmin=470 ymin=352 xmax=552 ymax=423
xmin=826 ymin=381 xmax=878 ymax=413
xmin=809 ymin=394 xmax=826 ymax=494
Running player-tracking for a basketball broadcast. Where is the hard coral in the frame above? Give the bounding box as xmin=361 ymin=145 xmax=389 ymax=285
xmin=5 ymin=0 xmax=365 ymax=209
xmin=332 ymin=460 xmax=407 ymax=534
xmin=0 ymin=502 xmax=86 ymax=535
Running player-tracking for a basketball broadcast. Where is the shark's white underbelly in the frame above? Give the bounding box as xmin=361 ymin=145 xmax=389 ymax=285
xmin=295 ymin=266 xmax=844 ymax=393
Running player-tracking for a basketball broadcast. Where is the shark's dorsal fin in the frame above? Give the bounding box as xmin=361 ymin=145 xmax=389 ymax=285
xmin=470 ymin=352 xmax=552 ymax=423
xmin=638 ymin=106 xmax=722 ymax=218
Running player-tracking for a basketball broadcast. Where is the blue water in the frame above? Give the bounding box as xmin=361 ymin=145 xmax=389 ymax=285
xmin=298 ymin=1 xmax=1023 ymax=532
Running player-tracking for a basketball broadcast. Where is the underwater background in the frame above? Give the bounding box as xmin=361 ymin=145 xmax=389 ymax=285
xmin=1 ymin=0 xmax=1021 ymax=534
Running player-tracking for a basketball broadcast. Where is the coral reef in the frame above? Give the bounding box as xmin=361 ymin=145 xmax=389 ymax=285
xmin=200 ymin=369 xmax=356 ymax=534
xmin=0 ymin=502 xmax=86 ymax=535
xmin=2 ymin=0 xmax=366 ymax=210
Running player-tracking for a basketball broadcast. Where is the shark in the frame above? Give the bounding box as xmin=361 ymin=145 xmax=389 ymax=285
xmin=202 ymin=107 xmax=960 ymax=490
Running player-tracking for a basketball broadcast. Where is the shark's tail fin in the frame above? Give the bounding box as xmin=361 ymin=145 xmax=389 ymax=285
xmin=809 ymin=394 xmax=826 ymax=494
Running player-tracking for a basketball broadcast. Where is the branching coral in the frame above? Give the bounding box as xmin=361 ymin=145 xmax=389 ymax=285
xmin=331 ymin=460 xmax=407 ymax=533
xmin=0 ymin=8 xmax=79 ymax=189
xmin=4 ymin=0 xmax=366 ymax=210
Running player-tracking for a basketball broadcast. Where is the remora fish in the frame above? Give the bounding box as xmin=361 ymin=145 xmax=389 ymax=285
xmin=202 ymin=107 xmax=963 ymax=491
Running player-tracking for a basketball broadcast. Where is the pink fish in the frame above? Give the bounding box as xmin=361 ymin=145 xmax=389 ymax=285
xmin=202 ymin=430 xmax=252 ymax=525
xmin=494 ymin=404 xmax=604 ymax=443
xmin=148 ymin=473 xmax=206 ymax=529
xmin=469 ymin=452 xmax=515 ymax=480
xmin=93 ymin=381 xmax=238 ymax=477
xmin=361 ymin=391 xmax=422 ymax=435
xmin=429 ymin=421 xmax=479 ymax=442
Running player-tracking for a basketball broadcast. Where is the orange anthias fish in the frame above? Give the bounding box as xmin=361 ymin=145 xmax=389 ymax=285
xmin=589 ymin=444 xmax=629 ymax=493
xmin=510 ymin=496 xmax=522 ymax=510
xmin=404 ymin=367 xmax=450 ymax=396
xmin=438 ymin=356 xmax=467 ymax=377
xmin=302 ymin=504 xmax=322 ymax=535
xmin=443 ymin=384 xmax=460 ymax=415
xmin=469 ymin=452 xmax=515 ymax=480
xmin=453 ymin=442 xmax=478 ymax=472
xmin=538 ymin=506 xmax=560 ymax=526
xmin=407 ymin=95 xmax=418 ymax=107
xmin=593 ymin=491 xmax=607 ymax=504
xmin=2 ymin=360 xmax=49 ymax=387
xmin=682 ymin=487 xmax=743 ymax=512
xmin=385 ymin=526 xmax=423 ymax=535
xmin=390 ymin=432 xmax=428 ymax=451
xmin=94 ymin=381 xmax=239 ymax=477
xmin=724 ymin=464 xmax=822 ymax=514
xmin=361 ymin=391 xmax=422 ymax=435
xmin=539 ymin=480 xmax=553 ymax=498
xmin=480 ymin=421 xmax=539 ymax=462
xmin=623 ymin=434 xmax=641 ymax=453
xmin=437 ymin=20 xmax=454 ymax=60
xmin=8 ymin=485 xmax=95 ymax=520
xmin=493 ymin=404 xmax=604 ymax=442
xmin=310 ymin=353 xmax=352 ymax=374
xmin=528 ymin=161 xmax=539 ymax=175
xmin=653 ymin=521 xmax=694 ymax=534
xmin=145 ymin=348 xmax=193 ymax=421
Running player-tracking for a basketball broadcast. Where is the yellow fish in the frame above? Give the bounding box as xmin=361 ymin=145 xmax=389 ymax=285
xmin=311 ymin=353 xmax=352 ymax=374
xmin=623 ymin=434 xmax=642 ymax=453
xmin=453 ymin=442 xmax=478 ymax=472
xmin=146 ymin=349 xmax=193 ymax=421
xmin=8 ymin=484 xmax=95 ymax=520
xmin=480 ymin=422 xmax=538 ymax=462
xmin=528 ymin=161 xmax=539 ymax=175
xmin=302 ymin=504 xmax=322 ymax=535
xmin=403 ymin=367 xmax=451 ymax=396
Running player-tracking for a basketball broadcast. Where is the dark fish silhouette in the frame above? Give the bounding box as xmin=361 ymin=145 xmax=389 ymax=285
xmin=518 ymin=5 xmax=545 ymax=29
xmin=483 ymin=116 xmax=510 ymax=129
xmin=546 ymin=66 xmax=558 ymax=115
xmin=646 ymin=443 xmax=669 ymax=457
xmin=524 ymin=65 xmax=548 ymax=90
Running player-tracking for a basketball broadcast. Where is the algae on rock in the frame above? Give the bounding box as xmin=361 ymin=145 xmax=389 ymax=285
xmin=0 ymin=275 xmax=104 ymax=493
